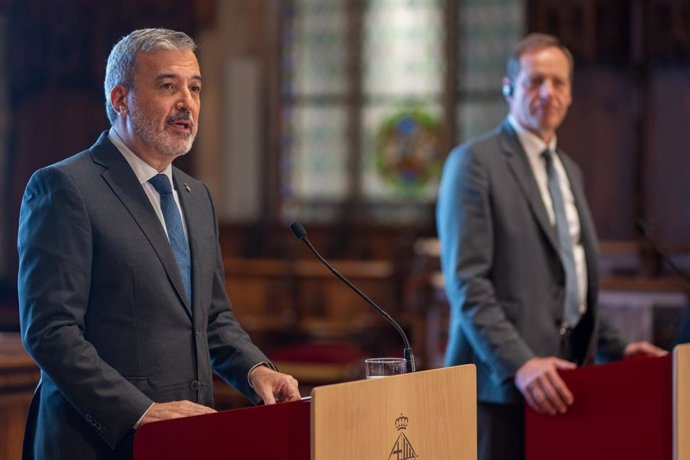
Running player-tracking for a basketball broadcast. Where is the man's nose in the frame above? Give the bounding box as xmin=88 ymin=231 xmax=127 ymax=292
xmin=176 ymin=88 xmax=196 ymax=112
xmin=539 ymin=80 xmax=555 ymax=98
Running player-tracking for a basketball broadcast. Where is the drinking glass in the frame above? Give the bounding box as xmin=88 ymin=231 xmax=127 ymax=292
xmin=364 ymin=357 xmax=407 ymax=379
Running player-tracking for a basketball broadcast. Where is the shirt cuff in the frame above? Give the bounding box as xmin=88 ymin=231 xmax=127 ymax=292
xmin=247 ymin=362 xmax=274 ymax=389
xmin=133 ymin=403 xmax=155 ymax=430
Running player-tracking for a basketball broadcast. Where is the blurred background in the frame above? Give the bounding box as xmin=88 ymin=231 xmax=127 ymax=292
xmin=1 ymin=0 xmax=690 ymax=454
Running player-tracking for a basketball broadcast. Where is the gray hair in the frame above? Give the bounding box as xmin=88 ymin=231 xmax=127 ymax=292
xmin=104 ymin=28 xmax=197 ymax=124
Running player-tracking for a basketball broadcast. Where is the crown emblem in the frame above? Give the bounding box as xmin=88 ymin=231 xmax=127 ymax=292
xmin=390 ymin=413 xmax=417 ymax=459
xmin=395 ymin=414 xmax=408 ymax=431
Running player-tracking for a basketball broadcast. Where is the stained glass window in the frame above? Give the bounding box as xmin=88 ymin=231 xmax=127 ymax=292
xmin=282 ymin=0 xmax=349 ymax=211
xmin=456 ymin=0 xmax=524 ymax=141
xmin=281 ymin=0 xmax=524 ymax=223
xmin=361 ymin=0 xmax=443 ymax=208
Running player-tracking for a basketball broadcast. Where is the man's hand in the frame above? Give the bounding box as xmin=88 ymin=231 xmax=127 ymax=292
xmin=249 ymin=365 xmax=300 ymax=405
xmin=624 ymin=341 xmax=667 ymax=358
xmin=139 ymin=401 xmax=216 ymax=426
xmin=514 ymin=357 xmax=576 ymax=415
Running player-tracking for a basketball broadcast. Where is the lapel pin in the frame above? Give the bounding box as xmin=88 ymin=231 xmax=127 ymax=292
xmin=184 ymin=183 xmax=191 ymax=193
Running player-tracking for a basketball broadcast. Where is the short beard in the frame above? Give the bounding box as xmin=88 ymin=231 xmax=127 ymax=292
xmin=130 ymin=106 xmax=195 ymax=158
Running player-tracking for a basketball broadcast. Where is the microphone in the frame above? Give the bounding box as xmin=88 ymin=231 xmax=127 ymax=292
xmin=289 ymin=221 xmax=416 ymax=372
xmin=636 ymin=220 xmax=690 ymax=289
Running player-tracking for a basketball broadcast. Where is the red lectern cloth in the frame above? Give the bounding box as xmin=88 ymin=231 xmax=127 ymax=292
xmin=525 ymin=354 xmax=672 ymax=460
xmin=134 ymin=398 xmax=310 ymax=460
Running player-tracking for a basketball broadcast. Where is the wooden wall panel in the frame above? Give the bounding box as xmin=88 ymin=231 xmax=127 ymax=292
xmin=644 ymin=66 xmax=690 ymax=248
xmin=529 ymin=0 xmax=690 ymax=249
xmin=557 ymin=67 xmax=637 ymax=240
xmin=2 ymin=0 xmax=202 ymax=324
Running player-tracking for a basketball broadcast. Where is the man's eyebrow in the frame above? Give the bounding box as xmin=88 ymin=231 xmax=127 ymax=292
xmin=155 ymin=73 xmax=203 ymax=83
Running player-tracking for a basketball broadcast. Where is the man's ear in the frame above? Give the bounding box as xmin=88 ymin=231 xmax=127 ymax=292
xmin=501 ymin=77 xmax=513 ymax=99
xmin=110 ymin=85 xmax=128 ymax=115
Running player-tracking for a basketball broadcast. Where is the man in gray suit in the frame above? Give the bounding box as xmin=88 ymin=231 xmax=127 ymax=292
xmin=18 ymin=28 xmax=300 ymax=459
xmin=436 ymin=33 xmax=664 ymax=460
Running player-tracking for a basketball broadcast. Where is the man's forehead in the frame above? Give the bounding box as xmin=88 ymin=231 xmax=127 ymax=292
xmin=518 ymin=48 xmax=570 ymax=75
xmin=134 ymin=49 xmax=200 ymax=76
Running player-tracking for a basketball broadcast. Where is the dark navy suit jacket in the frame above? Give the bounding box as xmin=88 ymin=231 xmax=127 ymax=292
xmin=18 ymin=132 xmax=271 ymax=459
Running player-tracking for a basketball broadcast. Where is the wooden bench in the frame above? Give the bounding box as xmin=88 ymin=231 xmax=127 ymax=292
xmin=0 ymin=333 xmax=40 ymax=460
xmin=224 ymin=257 xmax=399 ymax=338
xmin=223 ymin=257 xmax=401 ymax=387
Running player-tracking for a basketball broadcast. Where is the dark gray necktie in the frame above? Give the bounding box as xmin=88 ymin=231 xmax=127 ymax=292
xmin=149 ymin=174 xmax=192 ymax=303
xmin=543 ymin=150 xmax=580 ymax=327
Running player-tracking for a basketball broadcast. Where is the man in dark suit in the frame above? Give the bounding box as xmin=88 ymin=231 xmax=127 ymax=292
xmin=18 ymin=28 xmax=300 ymax=459
xmin=436 ymin=33 xmax=665 ymax=460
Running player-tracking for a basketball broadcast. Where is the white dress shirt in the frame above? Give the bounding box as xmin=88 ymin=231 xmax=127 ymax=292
xmin=507 ymin=115 xmax=587 ymax=316
xmin=107 ymin=127 xmax=188 ymax=239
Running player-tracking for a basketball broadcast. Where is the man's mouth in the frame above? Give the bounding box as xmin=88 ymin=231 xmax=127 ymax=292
xmin=167 ymin=114 xmax=194 ymax=132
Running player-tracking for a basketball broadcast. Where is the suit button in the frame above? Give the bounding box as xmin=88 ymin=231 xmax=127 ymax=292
xmin=190 ymin=380 xmax=201 ymax=391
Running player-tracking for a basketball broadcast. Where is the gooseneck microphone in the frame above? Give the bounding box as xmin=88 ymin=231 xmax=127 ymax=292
xmin=636 ymin=220 xmax=690 ymax=289
xmin=289 ymin=221 xmax=416 ymax=372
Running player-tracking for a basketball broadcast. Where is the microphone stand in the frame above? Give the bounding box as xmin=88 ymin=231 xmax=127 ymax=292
xmin=289 ymin=222 xmax=416 ymax=372
xmin=636 ymin=220 xmax=690 ymax=290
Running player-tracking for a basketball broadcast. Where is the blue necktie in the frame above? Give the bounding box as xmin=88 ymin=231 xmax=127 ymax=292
xmin=543 ymin=150 xmax=580 ymax=327
xmin=149 ymin=174 xmax=192 ymax=303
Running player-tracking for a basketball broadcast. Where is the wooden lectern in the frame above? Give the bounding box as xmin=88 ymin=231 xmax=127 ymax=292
xmin=525 ymin=344 xmax=690 ymax=460
xmin=134 ymin=364 xmax=476 ymax=460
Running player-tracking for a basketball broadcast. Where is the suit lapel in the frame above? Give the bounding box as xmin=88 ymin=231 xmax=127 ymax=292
xmin=499 ymin=120 xmax=560 ymax=253
xmin=89 ymin=133 xmax=192 ymax=317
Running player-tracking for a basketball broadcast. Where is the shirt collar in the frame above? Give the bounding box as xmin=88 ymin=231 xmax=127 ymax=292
xmin=107 ymin=127 xmax=174 ymax=185
xmin=507 ymin=114 xmax=557 ymax=162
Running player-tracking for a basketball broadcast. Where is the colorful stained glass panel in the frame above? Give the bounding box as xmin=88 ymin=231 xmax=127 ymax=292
xmin=458 ymin=0 xmax=524 ymax=92
xmin=286 ymin=0 xmax=348 ymax=97
xmin=363 ymin=0 xmax=443 ymax=97
xmin=283 ymin=106 xmax=348 ymax=200
xmin=361 ymin=103 xmax=443 ymax=201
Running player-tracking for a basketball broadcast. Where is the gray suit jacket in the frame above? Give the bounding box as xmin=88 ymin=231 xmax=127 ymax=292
xmin=18 ymin=132 xmax=271 ymax=459
xmin=436 ymin=119 xmax=627 ymax=404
